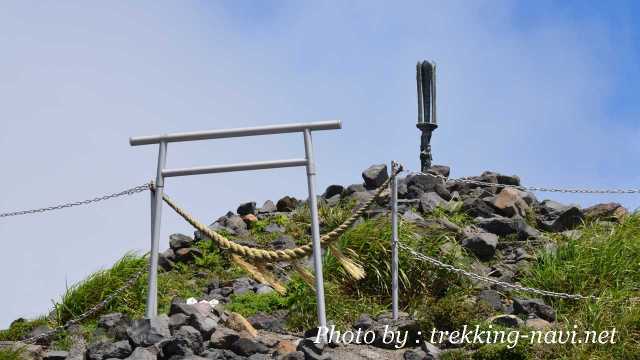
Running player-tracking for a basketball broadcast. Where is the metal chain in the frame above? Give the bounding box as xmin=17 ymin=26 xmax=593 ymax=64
xmin=399 ymin=242 xmax=597 ymax=300
xmin=409 ymin=169 xmax=640 ymax=194
xmin=21 ymin=264 xmax=147 ymax=344
xmin=0 ymin=183 xmax=152 ymax=218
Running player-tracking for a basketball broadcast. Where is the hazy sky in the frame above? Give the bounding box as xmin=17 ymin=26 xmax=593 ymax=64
xmin=1 ymin=1 xmax=639 ymax=327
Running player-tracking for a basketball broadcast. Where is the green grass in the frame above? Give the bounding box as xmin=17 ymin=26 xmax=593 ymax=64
xmin=0 ymin=347 xmax=24 ymax=360
xmin=327 ymin=217 xmax=468 ymax=300
xmin=285 ymin=276 xmax=388 ymax=331
xmin=0 ymin=317 xmax=49 ymax=341
xmin=52 ymin=238 xmax=245 ymax=325
xmin=431 ymin=203 xmax=474 ymax=227
xmin=520 ymin=213 xmax=640 ymax=359
xmin=226 ymin=292 xmax=288 ymax=317
xmin=53 ymin=253 xmax=147 ymax=323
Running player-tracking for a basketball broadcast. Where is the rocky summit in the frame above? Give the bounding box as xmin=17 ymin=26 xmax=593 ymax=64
xmin=1 ymin=164 xmax=637 ymax=360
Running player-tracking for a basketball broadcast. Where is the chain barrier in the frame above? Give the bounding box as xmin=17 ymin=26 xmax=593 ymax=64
xmin=0 ymin=183 xmax=152 ymax=218
xmin=408 ymin=169 xmax=640 ymax=194
xmin=399 ymin=242 xmax=598 ymax=300
xmin=21 ymin=264 xmax=147 ymax=344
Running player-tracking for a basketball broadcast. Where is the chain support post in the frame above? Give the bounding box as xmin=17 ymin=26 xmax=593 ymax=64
xmin=390 ymin=161 xmax=400 ymax=321
xmin=303 ymin=129 xmax=328 ymax=338
xmin=147 ymin=141 xmax=167 ymax=318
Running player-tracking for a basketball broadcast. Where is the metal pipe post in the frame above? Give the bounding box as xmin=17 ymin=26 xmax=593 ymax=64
xmin=391 ymin=161 xmax=399 ymax=320
xmin=302 ymin=129 xmax=328 ymax=335
xmin=146 ymin=141 xmax=167 ymax=318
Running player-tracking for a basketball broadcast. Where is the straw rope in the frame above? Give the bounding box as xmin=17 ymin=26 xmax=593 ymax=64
xmin=161 ymin=176 xmax=392 ymax=262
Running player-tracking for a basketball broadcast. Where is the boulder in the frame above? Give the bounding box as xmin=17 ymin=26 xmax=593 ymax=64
xmin=174 ymin=247 xmax=203 ymax=263
xmin=248 ymin=312 xmax=284 ymax=332
xmin=418 ymin=192 xmax=446 ymax=213
xmin=264 ymin=223 xmax=285 ymax=234
xmin=197 ymin=212 xmax=248 ymax=239
xmin=343 ymin=184 xmax=366 ymax=196
xmin=43 ymin=351 xmax=68 ymax=360
xmin=124 ymin=348 xmax=156 ymax=360
xmin=97 ymin=313 xmax=130 ymax=341
xmin=477 ymin=290 xmax=502 ymax=311
xmin=525 ymin=318 xmax=553 ymax=330
xmin=398 ymin=180 xmax=409 ymax=199
xmin=242 ymin=214 xmax=258 ymax=225
xmin=537 ymin=200 xmax=584 ymax=232
xmin=353 ymin=314 xmax=374 ymax=331
xmin=174 ymin=326 xmax=203 ymax=355
xmin=489 ymin=315 xmax=523 ymax=328
xmin=462 ymin=197 xmax=496 ymax=219
xmin=403 ymin=349 xmax=428 ymax=360
xmin=200 ymin=349 xmax=242 ymax=360
xmin=280 ymin=351 xmax=305 ymax=360
xmin=401 ymin=210 xmax=425 ymax=223
xmin=237 ymin=202 xmax=257 ymax=216
xmin=475 ymin=217 xmax=540 ymax=240
xmin=583 ymin=202 xmax=628 ymax=222
xmin=189 ymin=312 xmax=219 ymax=339
xmin=513 ymin=298 xmax=556 ymax=322
xmin=170 ymin=301 xmax=204 ymax=317
xmin=296 ymin=338 xmax=327 ymax=360
xmin=433 ymin=183 xmax=452 ymax=201
xmin=258 ymin=200 xmax=277 ymax=214
xmin=230 ymin=338 xmax=269 ymax=357
xmin=405 ymin=173 xmax=445 ymax=199
xmin=158 ymin=249 xmax=175 ymax=271
xmin=488 ymin=188 xmax=530 ymax=218
xmin=270 ymin=235 xmax=296 ymax=250
xmin=87 ymin=340 xmax=132 ymax=360
xmin=127 ymin=316 xmax=171 ymax=347
xmin=169 ymin=313 xmax=189 ymax=331
xmin=362 ymin=164 xmax=389 ymax=190
xmin=232 ymin=277 xmax=255 ymax=295
xmin=28 ymin=325 xmax=52 ymax=345
xmin=325 ymin=194 xmax=341 ymax=207
xmin=479 ymin=171 xmax=521 ymax=186
xmin=427 ymin=165 xmax=450 ymax=178
xmin=254 ymin=285 xmax=275 ymax=295
xmin=349 ymin=191 xmax=374 ymax=206
xmin=157 ymin=338 xmax=192 ymax=359
xmin=209 ymin=327 xmax=240 ymax=349
xmin=276 ymin=196 xmax=298 ymax=212
xmin=323 ymin=185 xmax=344 ymax=199
xmin=169 ymin=234 xmax=194 ymax=250
xmin=461 ymin=228 xmax=498 ymax=260
xmin=372 ymin=314 xmax=420 ymax=349
xmin=421 ymin=342 xmax=442 ymax=360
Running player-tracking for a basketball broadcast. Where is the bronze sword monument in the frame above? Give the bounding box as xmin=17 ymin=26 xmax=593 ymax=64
xmin=416 ymin=60 xmax=437 ymax=172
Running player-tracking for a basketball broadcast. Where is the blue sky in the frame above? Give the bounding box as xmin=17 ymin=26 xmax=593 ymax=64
xmin=1 ymin=1 xmax=639 ymax=327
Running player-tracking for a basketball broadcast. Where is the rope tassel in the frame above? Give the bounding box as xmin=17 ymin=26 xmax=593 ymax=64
xmin=329 ymin=244 xmax=365 ymax=280
xmin=291 ymin=261 xmax=316 ymax=288
xmin=231 ymin=255 xmax=287 ymax=295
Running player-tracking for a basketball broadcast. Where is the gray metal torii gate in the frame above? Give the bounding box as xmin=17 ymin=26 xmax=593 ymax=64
xmin=130 ymin=120 xmax=341 ymax=331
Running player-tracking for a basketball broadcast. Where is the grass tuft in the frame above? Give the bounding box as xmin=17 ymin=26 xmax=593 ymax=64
xmin=521 ymin=213 xmax=640 ymax=359
xmin=0 ymin=347 xmax=24 ymax=360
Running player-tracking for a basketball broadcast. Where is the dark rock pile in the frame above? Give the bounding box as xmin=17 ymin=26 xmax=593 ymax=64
xmin=4 ymin=164 xmax=630 ymax=360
